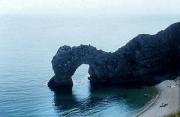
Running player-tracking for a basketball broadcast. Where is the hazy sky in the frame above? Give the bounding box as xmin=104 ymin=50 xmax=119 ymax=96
xmin=0 ymin=0 xmax=180 ymax=15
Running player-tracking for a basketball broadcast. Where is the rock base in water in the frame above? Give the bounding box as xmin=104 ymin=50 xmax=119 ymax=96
xmin=48 ymin=76 xmax=73 ymax=91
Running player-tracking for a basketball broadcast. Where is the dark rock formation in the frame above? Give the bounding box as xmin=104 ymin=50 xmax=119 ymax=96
xmin=48 ymin=22 xmax=180 ymax=90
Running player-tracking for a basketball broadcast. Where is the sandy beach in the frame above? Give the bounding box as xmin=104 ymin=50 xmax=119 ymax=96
xmin=136 ymin=77 xmax=180 ymax=117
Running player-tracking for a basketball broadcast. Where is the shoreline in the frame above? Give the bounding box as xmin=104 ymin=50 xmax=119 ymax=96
xmin=134 ymin=86 xmax=161 ymax=117
xmin=135 ymin=78 xmax=180 ymax=117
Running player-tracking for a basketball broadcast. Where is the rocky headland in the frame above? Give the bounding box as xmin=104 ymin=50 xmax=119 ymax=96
xmin=48 ymin=22 xmax=180 ymax=90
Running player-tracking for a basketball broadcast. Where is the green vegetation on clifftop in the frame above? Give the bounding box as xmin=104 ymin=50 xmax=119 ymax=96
xmin=164 ymin=111 xmax=180 ymax=117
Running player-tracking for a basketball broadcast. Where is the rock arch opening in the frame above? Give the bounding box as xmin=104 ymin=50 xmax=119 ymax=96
xmin=71 ymin=64 xmax=90 ymax=97
xmin=72 ymin=64 xmax=90 ymax=86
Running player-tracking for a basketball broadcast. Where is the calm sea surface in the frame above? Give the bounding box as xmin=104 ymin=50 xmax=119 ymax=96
xmin=0 ymin=15 xmax=179 ymax=117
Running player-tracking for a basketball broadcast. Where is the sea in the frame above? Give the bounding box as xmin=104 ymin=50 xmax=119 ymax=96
xmin=0 ymin=14 xmax=179 ymax=117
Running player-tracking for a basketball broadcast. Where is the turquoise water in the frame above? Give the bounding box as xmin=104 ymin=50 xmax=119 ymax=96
xmin=0 ymin=15 xmax=179 ymax=117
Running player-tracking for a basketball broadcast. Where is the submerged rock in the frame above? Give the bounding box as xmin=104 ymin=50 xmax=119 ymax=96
xmin=48 ymin=22 xmax=180 ymax=90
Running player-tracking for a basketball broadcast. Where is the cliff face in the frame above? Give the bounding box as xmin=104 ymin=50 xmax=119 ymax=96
xmin=48 ymin=22 xmax=180 ymax=90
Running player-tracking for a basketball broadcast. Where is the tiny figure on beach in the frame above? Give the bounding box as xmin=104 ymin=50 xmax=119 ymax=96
xmin=167 ymin=85 xmax=176 ymax=88
xmin=160 ymin=103 xmax=168 ymax=107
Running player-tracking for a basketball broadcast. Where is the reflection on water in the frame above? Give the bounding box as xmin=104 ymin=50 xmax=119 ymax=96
xmin=53 ymin=86 xmax=158 ymax=117
xmin=53 ymin=65 xmax=158 ymax=117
